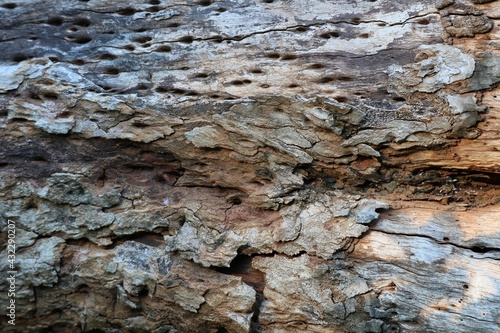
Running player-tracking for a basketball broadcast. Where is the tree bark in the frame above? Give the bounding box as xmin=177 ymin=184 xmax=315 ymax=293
xmin=1 ymin=0 xmax=499 ymax=332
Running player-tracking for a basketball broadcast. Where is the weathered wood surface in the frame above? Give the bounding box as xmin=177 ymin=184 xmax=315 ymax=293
xmin=0 ymin=0 xmax=499 ymax=332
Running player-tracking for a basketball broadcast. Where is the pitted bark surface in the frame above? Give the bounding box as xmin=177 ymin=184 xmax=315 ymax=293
xmin=1 ymin=0 xmax=500 ymax=332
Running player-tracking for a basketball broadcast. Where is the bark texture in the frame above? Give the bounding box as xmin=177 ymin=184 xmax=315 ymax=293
xmin=1 ymin=0 xmax=500 ymax=332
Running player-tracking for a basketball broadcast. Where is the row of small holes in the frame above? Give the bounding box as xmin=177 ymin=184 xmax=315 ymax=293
xmin=115 ymin=0 xmax=210 ymax=17
xmin=228 ymin=79 xmax=252 ymax=86
xmin=150 ymin=88 xmax=342 ymax=101
xmin=46 ymin=16 xmax=94 ymax=45
xmin=111 ymin=44 xmax=171 ymax=52
xmin=319 ymin=31 xmax=340 ymax=39
xmin=320 ymin=32 xmax=378 ymax=39
xmin=152 ymin=88 xmax=251 ymax=100
xmin=36 ymin=1 xmax=357 ymax=94
xmin=156 ymin=87 xmax=198 ymax=96
xmin=47 ymin=17 xmax=91 ymax=27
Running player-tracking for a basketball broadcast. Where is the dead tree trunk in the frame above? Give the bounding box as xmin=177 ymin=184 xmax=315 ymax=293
xmin=1 ymin=0 xmax=499 ymax=332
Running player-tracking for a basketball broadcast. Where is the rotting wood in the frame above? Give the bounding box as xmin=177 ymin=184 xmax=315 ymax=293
xmin=0 ymin=0 xmax=499 ymax=332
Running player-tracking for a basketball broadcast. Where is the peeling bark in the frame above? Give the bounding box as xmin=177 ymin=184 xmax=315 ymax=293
xmin=1 ymin=0 xmax=500 ymax=332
